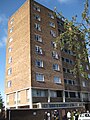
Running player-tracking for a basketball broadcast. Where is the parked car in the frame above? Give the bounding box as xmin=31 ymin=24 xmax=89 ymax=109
xmin=78 ymin=113 xmax=90 ymax=120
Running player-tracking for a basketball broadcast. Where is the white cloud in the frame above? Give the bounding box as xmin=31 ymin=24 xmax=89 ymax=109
xmin=0 ymin=36 xmax=7 ymax=48
xmin=35 ymin=0 xmax=50 ymax=4
xmin=2 ymin=36 xmax=7 ymax=44
xmin=0 ymin=14 xmax=8 ymax=48
xmin=0 ymin=42 xmax=3 ymax=47
xmin=0 ymin=14 xmax=8 ymax=26
xmin=58 ymin=0 xmax=73 ymax=4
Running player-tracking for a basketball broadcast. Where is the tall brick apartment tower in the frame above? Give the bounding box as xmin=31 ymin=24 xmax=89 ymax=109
xmin=5 ymin=0 xmax=90 ymax=109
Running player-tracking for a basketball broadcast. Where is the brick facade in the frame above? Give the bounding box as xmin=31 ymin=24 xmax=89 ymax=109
xmin=5 ymin=0 xmax=90 ymax=109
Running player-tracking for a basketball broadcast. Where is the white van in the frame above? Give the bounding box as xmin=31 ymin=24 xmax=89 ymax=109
xmin=78 ymin=113 xmax=90 ymax=120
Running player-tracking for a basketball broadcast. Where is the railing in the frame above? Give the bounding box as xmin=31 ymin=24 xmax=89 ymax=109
xmin=33 ymin=102 xmax=84 ymax=109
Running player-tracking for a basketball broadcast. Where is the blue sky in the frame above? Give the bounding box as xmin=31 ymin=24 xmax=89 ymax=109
xmin=0 ymin=0 xmax=90 ymax=102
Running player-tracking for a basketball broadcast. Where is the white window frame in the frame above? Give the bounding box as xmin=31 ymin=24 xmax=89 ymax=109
xmin=33 ymin=4 xmax=40 ymax=12
xmin=17 ymin=91 xmax=20 ymax=102
xmin=14 ymin=92 xmax=17 ymax=103
xmin=52 ymin=51 xmax=59 ymax=59
xmin=10 ymin=27 xmax=13 ymax=33
xmin=50 ymin=30 xmax=56 ymax=37
xmin=8 ymin=47 xmax=12 ymax=52
xmin=6 ymin=94 xmax=9 ymax=104
xmin=10 ymin=18 xmax=14 ymax=24
xmin=35 ymin=60 xmax=43 ymax=68
xmin=82 ymin=81 xmax=86 ymax=87
xmin=54 ymin=76 xmax=61 ymax=84
xmin=7 ymin=80 xmax=12 ymax=88
xmin=35 ymin=34 xmax=42 ymax=42
xmin=36 ymin=73 xmax=44 ymax=82
xmin=8 ymin=57 xmax=12 ymax=64
xmin=49 ymin=22 xmax=55 ymax=28
xmin=48 ymin=13 xmax=54 ymax=19
xmin=53 ymin=64 xmax=60 ymax=71
xmin=86 ymin=65 xmax=89 ymax=70
xmin=26 ymin=89 xmax=30 ymax=101
xmin=34 ymin=23 xmax=41 ymax=31
xmin=88 ymin=74 xmax=90 ymax=78
xmin=8 ymin=68 xmax=12 ymax=75
xmin=34 ymin=14 xmax=41 ymax=21
xmin=9 ymin=37 xmax=13 ymax=43
xmin=35 ymin=45 xmax=43 ymax=54
xmin=52 ymin=41 xmax=57 ymax=48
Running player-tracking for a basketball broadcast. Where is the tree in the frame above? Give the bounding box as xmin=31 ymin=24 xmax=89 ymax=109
xmin=0 ymin=93 xmax=3 ymax=110
xmin=55 ymin=0 xmax=90 ymax=79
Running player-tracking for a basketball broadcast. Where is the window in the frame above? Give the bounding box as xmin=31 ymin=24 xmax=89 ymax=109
xmin=36 ymin=73 xmax=44 ymax=82
xmin=48 ymin=13 xmax=54 ymax=19
xmin=57 ymin=21 xmax=64 ymax=26
xmin=67 ymin=69 xmax=70 ymax=73
xmin=33 ymin=4 xmax=40 ymax=12
xmin=82 ymin=93 xmax=88 ymax=99
xmin=8 ymin=68 xmax=12 ymax=75
xmin=53 ymin=64 xmax=60 ymax=71
xmin=8 ymin=47 xmax=12 ymax=52
xmin=50 ymin=30 xmax=56 ymax=37
xmin=49 ymin=22 xmax=55 ymax=28
xmin=64 ymin=79 xmax=68 ymax=84
xmin=14 ymin=92 xmax=17 ymax=104
xmin=52 ymin=51 xmax=59 ymax=59
xmin=57 ymin=91 xmax=62 ymax=97
xmin=7 ymin=80 xmax=12 ymax=88
xmin=17 ymin=92 xmax=20 ymax=103
xmin=58 ymin=29 xmax=64 ymax=34
xmin=68 ymin=80 xmax=72 ymax=85
xmin=35 ymin=46 xmax=43 ymax=54
xmin=35 ymin=34 xmax=42 ymax=42
xmin=82 ymin=81 xmax=86 ymax=87
xmin=9 ymin=37 xmax=13 ymax=43
xmin=32 ymin=89 xmax=47 ymax=97
xmin=10 ymin=27 xmax=13 ymax=33
xmin=34 ymin=14 xmax=41 ymax=21
xmin=69 ymin=92 xmax=76 ymax=98
xmin=66 ymin=58 xmax=69 ymax=63
xmin=62 ymin=57 xmax=65 ymax=62
xmin=68 ymin=50 xmax=73 ymax=55
xmin=64 ymin=49 xmax=68 ymax=53
xmin=26 ymin=89 xmax=30 ymax=101
xmin=6 ymin=94 xmax=9 ymax=104
xmin=34 ymin=23 xmax=41 ymax=31
xmin=65 ymin=91 xmax=69 ymax=98
xmin=88 ymin=74 xmax=90 ymax=78
xmin=63 ymin=68 xmax=67 ymax=73
xmin=51 ymin=41 xmax=57 ymax=48
xmin=10 ymin=18 xmax=14 ymax=24
xmin=86 ymin=65 xmax=89 ymax=70
xmin=62 ymin=49 xmax=74 ymax=55
xmin=8 ymin=57 xmax=12 ymax=64
xmin=70 ymin=60 xmax=73 ymax=64
xmin=72 ymin=80 xmax=75 ymax=85
xmin=81 ymin=73 xmax=84 ymax=77
xmin=76 ymin=92 xmax=80 ymax=98
xmin=35 ymin=60 xmax=43 ymax=68
xmin=54 ymin=76 xmax=61 ymax=84
xmin=62 ymin=57 xmax=74 ymax=64
xmin=50 ymin=91 xmax=57 ymax=97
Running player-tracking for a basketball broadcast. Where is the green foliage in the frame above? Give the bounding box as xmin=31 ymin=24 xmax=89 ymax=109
xmin=0 ymin=93 xmax=3 ymax=109
xmin=55 ymin=0 xmax=90 ymax=79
